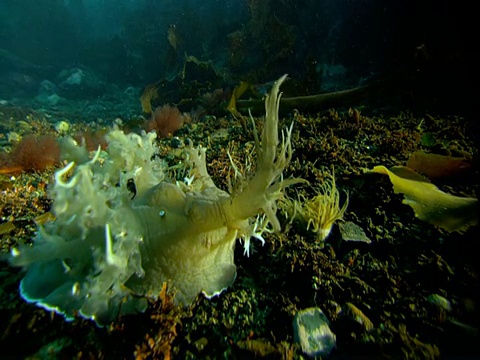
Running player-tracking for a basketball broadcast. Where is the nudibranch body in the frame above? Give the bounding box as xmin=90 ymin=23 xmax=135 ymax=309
xmin=10 ymin=75 xmax=299 ymax=326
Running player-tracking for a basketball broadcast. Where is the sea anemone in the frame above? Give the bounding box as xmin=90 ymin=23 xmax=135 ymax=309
xmin=296 ymin=170 xmax=349 ymax=242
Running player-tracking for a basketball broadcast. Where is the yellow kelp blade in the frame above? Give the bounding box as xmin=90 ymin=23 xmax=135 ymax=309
xmin=370 ymin=165 xmax=477 ymax=232
xmin=227 ymin=81 xmax=250 ymax=114
xmin=140 ymin=83 xmax=159 ymax=114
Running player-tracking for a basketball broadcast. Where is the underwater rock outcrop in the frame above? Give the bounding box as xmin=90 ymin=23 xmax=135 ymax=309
xmin=9 ymin=75 xmax=299 ymax=326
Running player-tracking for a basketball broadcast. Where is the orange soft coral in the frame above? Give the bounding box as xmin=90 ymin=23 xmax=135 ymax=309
xmin=74 ymin=129 xmax=109 ymax=151
xmin=406 ymin=150 xmax=472 ymax=179
xmin=145 ymin=104 xmax=184 ymax=138
xmin=0 ymin=134 xmax=60 ymax=174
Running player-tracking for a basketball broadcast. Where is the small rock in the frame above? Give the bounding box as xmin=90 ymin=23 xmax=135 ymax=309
xmin=36 ymin=80 xmax=62 ymax=106
xmin=293 ymin=307 xmax=336 ymax=358
xmin=7 ymin=131 xmax=21 ymax=143
xmin=170 ymin=136 xmax=183 ymax=148
xmin=339 ymin=221 xmax=371 ymax=243
xmin=342 ymin=302 xmax=374 ymax=331
xmin=427 ymin=293 xmax=452 ymax=312
xmin=57 ymin=67 xmax=105 ymax=98
xmin=54 ymin=120 xmax=70 ymax=134
xmin=38 ymin=79 xmax=58 ymax=96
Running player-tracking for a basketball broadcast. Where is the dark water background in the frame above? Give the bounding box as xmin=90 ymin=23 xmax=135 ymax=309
xmin=1 ymin=0 xmax=478 ymax=116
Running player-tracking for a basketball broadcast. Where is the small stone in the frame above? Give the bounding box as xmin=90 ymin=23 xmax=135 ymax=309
xmin=55 ymin=120 xmax=70 ymax=134
xmin=194 ymin=337 xmax=208 ymax=352
xmin=293 ymin=307 xmax=336 ymax=358
xmin=339 ymin=221 xmax=372 ymax=243
xmin=113 ymin=117 xmax=124 ymax=127
xmin=171 ymin=136 xmax=183 ymax=148
xmin=427 ymin=294 xmax=452 ymax=312
xmin=7 ymin=131 xmax=21 ymax=143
